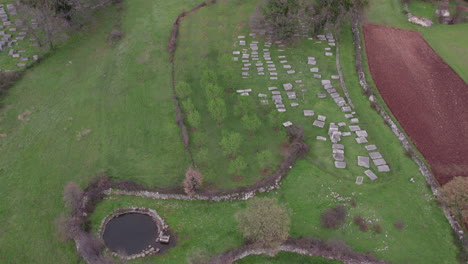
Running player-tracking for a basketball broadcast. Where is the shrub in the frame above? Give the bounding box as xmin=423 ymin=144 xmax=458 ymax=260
xmin=242 ymin=114 xmax=261 ymax=133
xmin=229 ymin=156 xmax=247 ymax=176
xmin=63 ymin=182 xmax=83 ymax=212
xmin=220 ymin=131 xmax=242 ymax=157
xmin=175 ymin=81 xmax=192 ymax=100
xmin=439 ymin=176 xmax=468 ymax=225
xmin=108 ymin=29 xmax=123 ymax=44
xmin=350 ymin=199 xmax=357 ymax=207
xmin=321 ymin=205 xmax=347 ymax=229
xmin=187 ymin=109 xmax=201 ymax=128
xmin=353 ymin=215 xmax=368 ymax=232
xmin=395 ymin=220 xmax=405 ymax=230
xmin=372 ymin=224 xmax=382 ymax=234
xmin=183 ymin=167 xmax=203 ymax=196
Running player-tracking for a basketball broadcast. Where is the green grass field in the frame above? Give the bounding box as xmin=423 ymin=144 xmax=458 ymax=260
xmin=0 ymin=0 xmax=463 ymax=263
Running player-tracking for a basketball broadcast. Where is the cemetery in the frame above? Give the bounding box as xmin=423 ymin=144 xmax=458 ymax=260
xmin=0 ymin=0 xmax=466 ymax=263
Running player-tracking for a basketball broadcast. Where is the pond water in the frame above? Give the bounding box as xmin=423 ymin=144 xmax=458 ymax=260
xmin=103 ymin=213 xmax=158 ymax=255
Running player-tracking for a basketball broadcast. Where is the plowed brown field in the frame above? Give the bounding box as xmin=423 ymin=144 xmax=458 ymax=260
xmin=363 ymin=24 xmax=468 ymax=185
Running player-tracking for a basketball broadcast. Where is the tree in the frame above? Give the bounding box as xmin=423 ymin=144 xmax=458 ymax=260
xmin=268 ymin=109 xmax=282 ymax=129
xmin=321 ymin=205 xmax=347 ymax=229
xmin=200 ymin=69 xmax=218 ymax=88
xmin=234 ymin=95 xmax=255 ymax=117
xmin=229 ymin=156 xmax=247 ymax=175
xmin=220 ymin=131 xmax=242 ymax=157
xmin=236 ymin=197 xmax=290 ymax=253
xmin=312 ymin=0 xmax=369 ymax=33
xmin=204 ymin=83 xmax=223 ymax=98
xmin=187 ymin=109 xmax=201 ymax=128
xmin=242 ymin=114 xmax=262 ymax=133
xmin=440 ymin=176 xmax=468 ymax=224
xmin=256 ymin=150 xmax=276 ymax=170
xmin=62 ymin=182 xmax=83 ymax=212
xmin=175 ymin=81 xmax=192 ymax=100
xmin=207 ymin=98 xmax=227 ymax=123
xmin=183 ymin=167 xmax=203 ymax=196
xmin=251 ymin=0 xmax=315 ymax=41
xmin=17 ymin=1 xmax=70 ymax=50
xmin=182 ymin=98 xmax=196 ymax=113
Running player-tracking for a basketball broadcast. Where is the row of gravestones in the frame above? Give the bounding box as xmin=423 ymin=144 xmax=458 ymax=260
xmin=0 ymin=3 xmax=39 ymax=70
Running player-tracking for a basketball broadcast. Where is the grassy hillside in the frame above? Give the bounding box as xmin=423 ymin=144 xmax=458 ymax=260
xmin=0 ymin=0 xmax=461 ymax=263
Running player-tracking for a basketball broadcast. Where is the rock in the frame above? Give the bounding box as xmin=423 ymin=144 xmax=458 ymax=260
xmin=335 ymin=161 xmax=346 ymax=169
xmin=355 ymin=137 xmax=368 ymax=144
xmin=378 ymin=165 xmax=390 ymax=172
xmin=369 ymin=152 xmax=382 ymax=160
xmin=365 ymin=170 xmax=378 ymax=180
xmin=365 ymin=145 xmax=377 ymax=151
xmin=358 ymin=156 xmax=370 ymax=168
xmin=313 ymin=120 xmax=325 ymax=128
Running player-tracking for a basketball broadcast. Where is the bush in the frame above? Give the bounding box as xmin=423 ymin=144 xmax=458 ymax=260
xmin=187 ymin=109 xmax=201 ymax=128
xmin=372 ymin=224 xmax=382 ymax=234
xmin=108 ymin=29 xmax=123 ymax=44
xmin=353 ymin=215 xmax=368 ymax=232
xmin=242 ymin=114 xmax=261 ymax=133
xmin=175 ymin=81 xmax=192 ymax=100
xmin=183 ymin=167 xmax=203 ymax=196
xmin=321 ymin=205 xmax=347 ymax=229
xmin=229 ymin=156 xmax=247 ymax=176
xmin=395 ymin=220 xmax=405 ymax=230
xmin=63 ymin=182 xmax=83 ymax=212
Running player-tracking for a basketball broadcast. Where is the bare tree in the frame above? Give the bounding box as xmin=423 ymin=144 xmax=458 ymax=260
xmin=236 ymin=197 xmax=290 ymax=255
xmin=440 ymin=176 xmax=468 ymax=224
xmin=63 ymin=182 xmax=83 ymax=211
xmin=321 ymin=205 xmax=347 ymax=229
xmin=183 ymin=167 xmax=203 ymax=196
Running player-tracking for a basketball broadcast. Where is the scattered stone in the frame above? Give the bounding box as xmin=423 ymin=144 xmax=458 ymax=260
xmin=356 ymin=130 xmax=368 ymax=138
xmin=335 ymin=161 xmax=346 ymax=169
xmin=356 ymin=176 xmax=364 ymax=185
xmin=365 ymin=145 xmax=377 ymax=151
xmin=358 ymin=156 xmax=370 ymax=168
xmin=365 ymin=170 xmax=378 ymax=180
xmin=283 ymin=121 xmax=293 ymax=127
xmin=369 ymin=152 xmax=382 ymax=160
xmin=333 ymin=144 xmax=344 ymax=150
xmin=313 ymin=120 xmax=325 ymax=128
xmin=355 ymin=137 xmax=368 ymax=144
xmin=378 ymin=165 xmax=390 ymax=172
xmin=283 ymin=83 xmax=292 ymax=90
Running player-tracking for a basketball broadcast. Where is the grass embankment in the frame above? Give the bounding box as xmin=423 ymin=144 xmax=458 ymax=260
xmin=0 ymin=0 xmax=199 ymax=263
xmin=365 ymin=0 xmax=468 ymax=83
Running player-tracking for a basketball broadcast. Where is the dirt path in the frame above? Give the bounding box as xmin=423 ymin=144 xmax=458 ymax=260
xmin=363 ymin=24 xmax=468 ymax=185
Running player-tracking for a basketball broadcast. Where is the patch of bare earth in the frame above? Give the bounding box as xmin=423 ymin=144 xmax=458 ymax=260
xmin=363 ymin=24 xmax=468 ymax=185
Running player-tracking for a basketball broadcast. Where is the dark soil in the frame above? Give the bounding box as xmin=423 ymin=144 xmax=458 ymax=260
xmin=363 ymin=24 xmax=468 ymax=185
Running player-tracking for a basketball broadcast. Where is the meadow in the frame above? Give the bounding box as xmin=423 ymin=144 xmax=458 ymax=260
xmin=0 ymin=0 xmax=463 ymax=263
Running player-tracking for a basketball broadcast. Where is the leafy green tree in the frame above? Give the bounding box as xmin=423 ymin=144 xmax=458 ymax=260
xmin=187 ymin=109 xmax=201 ymax=128
xmin=242 ymin=114 xmax=262 ymax=133
xmin=175 ymin=81 xmax=192 ymax=100
xmin=218 ymin=54 xmax=236 ymax=88
xmin=234 ymin=96 xmax=255 ymax=117
xmin=236 ymin=197 xmax=290 ymax=253
xmin=204 ymin=83 xmax=224 ymax=98
xmin=313 ymin=0 xmax=369 ymax=33
xmin=229 ymin=156 xmax=247 ymax=175
xmin=220 ymin=131 xmax=242 ymax=157
xmin=256 ymin=150 xmax=276 ymax=170
xmin=200 ymin=69 xmax=218 ymax=87
xmin=208 ymin=98 xmax=227 ymax=123
xmin=182 ymin=98 xmax=196 ymax=113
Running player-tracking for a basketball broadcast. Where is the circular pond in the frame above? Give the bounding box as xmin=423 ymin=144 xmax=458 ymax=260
xmin=103 ymin=213 xmax=158 ymax=255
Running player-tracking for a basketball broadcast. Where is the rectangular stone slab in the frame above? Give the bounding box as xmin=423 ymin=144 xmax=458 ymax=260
xmin=365 ymin=170 xmax=378 ymax=180
xmin=313 ymin=120 xmax=325 ymax=128
xmin=369 ymin=152 xmax=382 ymax=160
xmin=373 ymin=158 xmax=387 ymax=166
xmin=365 ymin=145 xmax=377 ymax=151
xmin=377 ymin=165 xmax=390 ymax=172
xmin=358 ymin=156 xmax=370 ymax=168
xmin=335 ymin=161 xmax=346 ymax=169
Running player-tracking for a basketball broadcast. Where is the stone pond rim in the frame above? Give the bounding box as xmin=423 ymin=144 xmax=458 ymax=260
xmin=102 ymin=212 xmax=159 ymax=255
